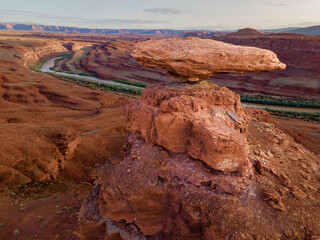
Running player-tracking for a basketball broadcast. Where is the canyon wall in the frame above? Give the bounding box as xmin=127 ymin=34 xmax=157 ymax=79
xmin=20 ymin=41 xmax=67 ymax=66
xmin=0 ymin=36 xmax=128 ymax=186
xmin=211 ymin=29 xmax=320 ymax=98
xmin=64 ymin=32 xmax=320 ymax=98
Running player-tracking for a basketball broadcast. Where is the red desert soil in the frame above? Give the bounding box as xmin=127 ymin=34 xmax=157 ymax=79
xmin=0 ymin=33 xmax=130 ymax=238
xmin=272 ymin=118 xmax=320 ymax=155
xmin=246 ymin=108 xmax=320 ymax=155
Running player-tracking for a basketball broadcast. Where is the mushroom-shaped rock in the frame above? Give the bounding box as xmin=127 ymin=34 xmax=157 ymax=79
xmin=131 ymin=37 xmax=286 ymax=81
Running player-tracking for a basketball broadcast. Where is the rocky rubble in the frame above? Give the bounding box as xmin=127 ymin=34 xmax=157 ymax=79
xmin=79 ymin=38 xmax=320 ymax=239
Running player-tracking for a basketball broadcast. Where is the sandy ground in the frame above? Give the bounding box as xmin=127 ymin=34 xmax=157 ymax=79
xmin=272 ymin=117 xmax=320 ymax=155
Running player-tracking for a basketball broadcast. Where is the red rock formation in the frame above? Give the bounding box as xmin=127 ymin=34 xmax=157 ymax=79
xmin=53 ymin=32 xmax=320 ymax=98
xmin=227 ymin=28 xmax=263 ymax=36
xmin=62 ymin=42 xmax=93 ymax=51
xmin=79 ymin=82 xmax=320 ymax=239
xmin=78 ymin=37 xmax=320 ymax=240
xmin=127 ymin=81 xmax=250 ymax=172
xmin=79 ymin=81 xmax=255 ymax=238
xmin=132 ymin=37 xmax=285 ymax=81
xmin=20 ymin=41 xmax=67 ymax=66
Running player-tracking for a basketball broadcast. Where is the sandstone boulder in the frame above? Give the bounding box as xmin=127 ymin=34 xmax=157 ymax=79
xmin=131 ymin=37 xmax=286 ymax=81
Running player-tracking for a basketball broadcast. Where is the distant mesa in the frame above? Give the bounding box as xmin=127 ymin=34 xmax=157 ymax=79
xmin=0 ymin=23 xmax=199 ymax=35
xmin=227 ymin=28 xmax=263 ymax=36
xmin=131 ymin=37 xmax=286 ymax=82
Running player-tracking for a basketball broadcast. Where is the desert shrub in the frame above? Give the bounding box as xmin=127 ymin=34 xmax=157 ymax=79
xmin=57 ymin=53 xmax=72 ymax=58
xmin=78 ymin=72 xmax=98 ymax=78
xmin=29 ymin=59 xmax=48 ymax=72
xmin=50 ymin=54 xmax=72 ymax=71
xmin=265 ymin=108 xmax=320 ymax=123
xmin=241 ymin=94 xmax=320 ymax=109
xmin=47 ymin=72 xmax=142 ymax=96
xmin=114 ymin=80 xmax=148 ymax=88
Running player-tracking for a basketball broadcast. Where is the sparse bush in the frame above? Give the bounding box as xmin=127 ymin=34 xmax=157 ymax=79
xmin=241 ymin=94 xmax=320 ymax=109
xmin=47 ymin=72 xmax=142 ymax=96
xmin=264 ymin=108 xmax=320 ymax=123
xmin=78 ymin=72 xmax=98 ymax=78
xmin=29 ymin=59 xmax=48 ymax=72
xmin=114 ymin=79 xmax=148 ymax=88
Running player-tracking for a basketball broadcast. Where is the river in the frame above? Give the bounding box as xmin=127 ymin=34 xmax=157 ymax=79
xmin=40 ymin=57 xmax=142 ymax=89
xmin=41 ymin=57 xmax=319 ymax=114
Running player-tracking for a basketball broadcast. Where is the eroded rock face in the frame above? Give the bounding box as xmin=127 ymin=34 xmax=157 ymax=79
xmin=127 ymin=81 xmax=250 ymax=172
xmin=131 ymin=37 xmax=286 ymax=81
xmin=79 ymin=95 xmax=320 ymax=239
xmin=80 ymin=134 xmax=253 ymax=239
xmin=79 ymin=82 xmax=253 ymax=239
xmin=21 ymin=42 xmax=67 ymax=66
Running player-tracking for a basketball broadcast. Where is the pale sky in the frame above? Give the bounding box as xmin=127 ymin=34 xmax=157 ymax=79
xmin=0 ymin=0 xmax=320 ymax=30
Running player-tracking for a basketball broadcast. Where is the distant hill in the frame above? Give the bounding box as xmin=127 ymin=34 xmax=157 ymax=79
xmin=286 ymin=25 xmax=320 ymax=36
xmin=227 ymin=28 xmax=262 ymax=36
xmin=260 ymin=27 xmax=299 ymax=33
xmin=261 ymin=25 xmax=320 ymax=36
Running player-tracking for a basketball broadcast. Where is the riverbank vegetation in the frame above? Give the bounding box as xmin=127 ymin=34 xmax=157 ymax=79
xmin=50 ymin=54 xmax=99 ymax=78
xmin=50 ymin=54 xmax=71 ymax=71
xmin=47 ymin=72 xmax=320 ymax=122
xmin=114 ymin=79 xmax=148 ymax=88
xmin=29 ymin=59 xmax=48 ymax=72
xmin=265 ymin=108 xmax=320 ymax=123
xmin=47 ymin=72 xmax=142 ymax=96
xmin=240 ymin=94 xmax=320 ymax=109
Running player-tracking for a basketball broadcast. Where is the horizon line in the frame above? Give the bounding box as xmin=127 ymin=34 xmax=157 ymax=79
xmin=1 ymin=22 xmax=319 ymax=32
